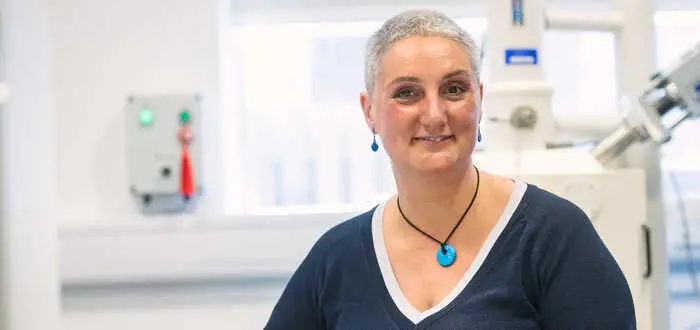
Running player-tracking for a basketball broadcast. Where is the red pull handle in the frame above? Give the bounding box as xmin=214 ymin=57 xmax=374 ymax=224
xmin=178 ymin=127 xmax=195 ymax=199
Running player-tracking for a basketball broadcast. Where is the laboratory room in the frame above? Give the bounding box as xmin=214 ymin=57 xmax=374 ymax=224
xmin=2 ymin=0 xmax=700 ymax=329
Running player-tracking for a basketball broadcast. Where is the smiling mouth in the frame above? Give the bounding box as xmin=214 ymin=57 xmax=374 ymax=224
xmin=414 ymin=135 xmax=455 ymax=143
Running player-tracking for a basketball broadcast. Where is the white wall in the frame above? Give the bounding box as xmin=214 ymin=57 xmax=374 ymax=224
xmin=62 ymin=279 xmax=284 ymax=330
xmin=45 ymin=0 xmax=262 ymax=328
xmin=1 ymin=0 xmax=61 ymax=328
xmin=53 ymin=0 xmax=225 ymax=229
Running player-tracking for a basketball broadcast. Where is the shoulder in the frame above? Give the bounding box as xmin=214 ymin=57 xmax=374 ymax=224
xmin=265 ymin=207 xmax=379 ymax=330
xmin=516 ymin=185 xmax=635 ymax=327
xmin=303 ymin=206 xmax=376 ymax=266
xmin=265 ymin=208 xmax=377 ymax=329
xmin=517 ymin=183 xmax=592 ymax=235
xmin=516 ymin=182 xmax=628 ymax=287
xmin=522 ymin=183 xmax=587 ymax=218
xmin=514 ymin=183 xmax=605 ymax=266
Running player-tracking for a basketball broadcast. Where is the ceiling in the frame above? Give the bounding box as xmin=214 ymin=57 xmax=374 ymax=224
xmin=229 ymin=0 xmax=700 ymax=25
xmin=229 ymin=0 xmax=700 ymax=13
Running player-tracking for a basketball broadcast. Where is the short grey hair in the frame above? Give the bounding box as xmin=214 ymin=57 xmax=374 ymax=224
xmin=364 ymin=9 xmax=481 ymax=93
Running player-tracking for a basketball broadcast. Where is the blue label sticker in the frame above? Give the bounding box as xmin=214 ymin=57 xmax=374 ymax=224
xmin=505 ymin=48 xmax=538 ymax=65
xmin=512 ymin=0 xmax=524 ymax=26
xmin=695 ymin=82 xmax=700 ymax=93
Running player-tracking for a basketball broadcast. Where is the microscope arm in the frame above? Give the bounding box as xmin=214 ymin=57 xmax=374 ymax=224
xmin=592 ymin=40 xmax=700 ymax=164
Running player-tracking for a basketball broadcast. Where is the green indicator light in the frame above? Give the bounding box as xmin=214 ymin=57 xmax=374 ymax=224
xmin=139 ymin=109 xmax=154 ymax=126
xmin=180 ymin=110 xmax=191 ymax=123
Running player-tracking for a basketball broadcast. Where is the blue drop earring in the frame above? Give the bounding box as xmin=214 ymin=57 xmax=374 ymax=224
xmin=477 ymin=127 xmax=482 ymax=142
xmin=371 ymin=132 xmax=379 ymax=152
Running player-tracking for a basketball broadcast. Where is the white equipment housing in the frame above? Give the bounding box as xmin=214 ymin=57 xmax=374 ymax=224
xmin=483 ymin=0 xmax=555 ymax=150
xmin=481 ymin=0 xmax=666 ymax=329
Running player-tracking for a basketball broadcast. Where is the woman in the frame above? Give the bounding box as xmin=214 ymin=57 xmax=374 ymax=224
xmin=265 ymin=9 xmax=636 ymax=329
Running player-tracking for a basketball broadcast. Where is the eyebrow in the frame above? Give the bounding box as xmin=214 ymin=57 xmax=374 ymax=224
xmin=443 ymin=69 xmax=469 ymax=80
xmin=388 ymin=69 xmax=471 ymax=86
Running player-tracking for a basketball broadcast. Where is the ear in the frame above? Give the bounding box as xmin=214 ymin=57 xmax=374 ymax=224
xmin=478 ymin=83 xmax=484 ymax=123
xmin=479 ymin=83 xmax=484 ymax=103
xmin=360 ymin=91 xmax=375 ymax=132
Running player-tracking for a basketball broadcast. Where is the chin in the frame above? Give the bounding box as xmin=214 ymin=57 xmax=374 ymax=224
xmin=413 ymin=155 xmax=462 ymax=174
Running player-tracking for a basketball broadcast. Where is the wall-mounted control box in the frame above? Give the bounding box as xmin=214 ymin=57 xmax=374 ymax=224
xmin=125 ymin=93 xmax=202 ymax=213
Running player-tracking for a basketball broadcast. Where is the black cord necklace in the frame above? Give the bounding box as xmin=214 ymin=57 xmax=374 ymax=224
xmin=396 ymin=166 xmax=480 ymax=267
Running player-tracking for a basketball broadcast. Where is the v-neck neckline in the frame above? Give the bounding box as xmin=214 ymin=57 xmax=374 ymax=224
xmin=369 ymin=181 xmax=528 ymax=325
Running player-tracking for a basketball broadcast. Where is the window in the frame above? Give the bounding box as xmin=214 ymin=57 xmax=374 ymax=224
xmin=223 ymin=9 xmax=700 ymax=214
xmin=224 ymin=19 xmax=486 ymax=214
xmin=655 ymin=11 xmax=700 ymax=171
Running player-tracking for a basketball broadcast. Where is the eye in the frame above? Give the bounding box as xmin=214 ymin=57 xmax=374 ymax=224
xmin=394 ymin=87 xmax=418 ymax=101
xmin=445 ymin=85 xmax=465 ymax=95
xmin=394 ymin=87 xmax=417 ymax=99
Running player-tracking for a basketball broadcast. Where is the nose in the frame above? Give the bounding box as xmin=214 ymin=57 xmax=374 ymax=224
xmin=420 ymin=91 xmax=447 ymax=130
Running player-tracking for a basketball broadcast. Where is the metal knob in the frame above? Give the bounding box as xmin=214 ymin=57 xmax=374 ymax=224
xmin=510 ymin=106 xmax=538 ymax=129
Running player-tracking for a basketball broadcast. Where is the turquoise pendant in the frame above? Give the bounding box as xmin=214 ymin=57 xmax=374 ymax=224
xmin=437 ymin=244 xmax=456 ymax=267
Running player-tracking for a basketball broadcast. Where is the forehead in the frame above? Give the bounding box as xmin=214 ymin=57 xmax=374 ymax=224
xmin=378 ymin=35 xmax=473 ymax=83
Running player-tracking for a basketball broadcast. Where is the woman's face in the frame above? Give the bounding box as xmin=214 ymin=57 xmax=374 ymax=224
xmin=361 ymin=35 xmax=483 ymax=175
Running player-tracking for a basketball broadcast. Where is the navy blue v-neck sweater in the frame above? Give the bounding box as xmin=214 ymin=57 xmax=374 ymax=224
xmin=265 ymin=183 xmax=636 ymax=329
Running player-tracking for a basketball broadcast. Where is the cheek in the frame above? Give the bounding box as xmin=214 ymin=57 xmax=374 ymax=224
xmin=448 ymin=103 xmax=479 ymax=130
xmin=377 ymin=105 xmax=414 ymax=136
